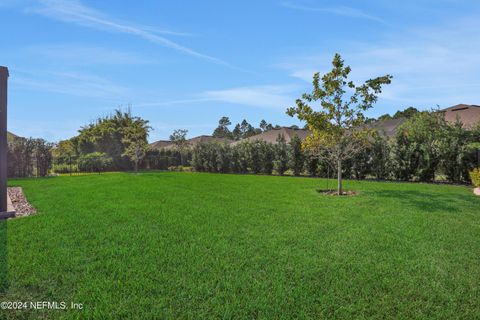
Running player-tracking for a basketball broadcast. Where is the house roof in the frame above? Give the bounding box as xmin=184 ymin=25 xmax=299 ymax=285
xmin=149 ymin=105 xmax=480 ymax=150
xmin=149 ymin=140 xmax=173 ymax=149
xmin=7 ymin=131 xmax=20 ymax=141
xmin=150 ymin=135 xmax=231 ymax=150
xmin=441 ymin=104 xmax=480 ymax=128
xmin=367 ymin=117 xmax=407 ymax=137
xmin=369 ymin=104 xmax=480 ymax=137
xmin=187 ymin=135 xmax=231 ymax=145
xmin=231 ymin=127 xmax=310 ymax=146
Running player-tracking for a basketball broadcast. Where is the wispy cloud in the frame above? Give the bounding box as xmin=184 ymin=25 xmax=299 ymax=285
xmin=276 ymin=18 xmax=480 ymax=108
xmin=202 ymin=85 xmax=298 ymax=109
xmin=11 ymin=70 xmax=131 ymax=99
xmin=136 ymin=85 xmax=299 ymax=110
xmin=27 ymin=0 xmax=231 ymax=66
xmin=28 ymin=44 xmax=155 ymax=65
xmin=136 ymin=98 xmax=214 ymax=108
xmin=280 ymin=1 xmax=385 ymax=23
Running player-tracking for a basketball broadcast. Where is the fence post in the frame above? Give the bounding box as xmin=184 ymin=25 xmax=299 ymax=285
xmin=0 ymin=67 xmax=9 ymax=213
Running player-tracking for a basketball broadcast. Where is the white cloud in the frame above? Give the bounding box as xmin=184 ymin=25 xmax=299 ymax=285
xmin=136 ymin=98 xmax=213 ymax=108
xmin=27 ymin=0 xmax=231 ymax=66
xmin=27 ymin=44 xmax=155 ymax=65
xmin=276 ymin=17 xmax=480 ymax=108
xmin=11 ymin=70 xmax=131 ymax=99
xmin=136 ymin=85 xmax=299 ymax=110
xmin=280 ymin=1 xmax=385 ymax=23
xmin=202 ymin=85 xmax=298 ymax=109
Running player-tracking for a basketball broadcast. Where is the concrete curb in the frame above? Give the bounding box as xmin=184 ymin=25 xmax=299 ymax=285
xmin=7 ymin=192 xmax=15 ymax=212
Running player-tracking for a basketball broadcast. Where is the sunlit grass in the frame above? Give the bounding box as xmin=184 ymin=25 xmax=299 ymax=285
xmin=2 ymin=172 xmax=479 ymax=319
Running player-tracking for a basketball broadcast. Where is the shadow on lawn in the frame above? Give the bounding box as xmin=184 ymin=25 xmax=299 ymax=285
xmin=373 ymin=189 xmax=476 ymax=214
xmin=0 ymin=220 xmax=6 ymax=293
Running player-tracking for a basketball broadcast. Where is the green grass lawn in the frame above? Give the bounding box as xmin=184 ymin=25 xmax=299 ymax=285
xmin=1 ymin=172 xmax=480 ymax=319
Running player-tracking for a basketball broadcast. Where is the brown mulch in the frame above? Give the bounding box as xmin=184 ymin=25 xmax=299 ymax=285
xmin=317 ymin=189 xmax=358 ymax=196
xmin=7 ymin=187 xmax=37 ymax=217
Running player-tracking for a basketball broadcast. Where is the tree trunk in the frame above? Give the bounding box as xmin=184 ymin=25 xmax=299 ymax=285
xmin=134 ymin=161 xmax=138 ymax=174
xmin=337 ymin=158 xmax=343 ymax=195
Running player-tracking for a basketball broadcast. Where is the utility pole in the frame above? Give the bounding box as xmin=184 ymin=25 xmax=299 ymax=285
xmin=0 ymin=66 xmax=14 ymax=218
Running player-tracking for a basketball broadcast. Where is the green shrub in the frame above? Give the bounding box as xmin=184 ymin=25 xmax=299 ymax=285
xmin=78 ymin=152 xmax=112 ymax=173
xmin=168 ymin=166 xmax=192 ymax=172
xmin=53 ymin=163 xmax=79 ymax=174
xmin=470 ymin=168 xmax=480 ymax=187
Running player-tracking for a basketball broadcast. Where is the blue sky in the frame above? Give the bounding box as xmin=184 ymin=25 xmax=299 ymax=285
xmin=1 ymin=0 xmax=480 ymax=142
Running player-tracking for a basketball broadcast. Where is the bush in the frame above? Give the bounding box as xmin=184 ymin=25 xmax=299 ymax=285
xmin=289 ymin=135 xmax=304 ymax=176
xmin=168 ymin=166 xmax=193 ymax=172
xmin=470 ymin=168 xmax=480 ymax=187
xmin=274 ymin=135 xmax=289 ymax=175
xmin=53 ymin=163 xmax=79 ymax=174
xmin=78 ymin=152 xmax=112 ymax=173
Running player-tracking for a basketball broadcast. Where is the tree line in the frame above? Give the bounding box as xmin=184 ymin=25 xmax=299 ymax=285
xmin=7 ymin=136 xmax=53 ymax=178
xmin=211 ymin=117 xmax=282 ymax=140
xmin=7 ymin=107 xmax=479 ymax=183
xmin=182 ymin=110 xmax=480 ymax=183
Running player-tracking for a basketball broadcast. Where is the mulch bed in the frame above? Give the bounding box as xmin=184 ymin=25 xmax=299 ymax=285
xmin=317 ymin=189 xmax=358 ymax=196
xmin=7 ymin=187 xmax=37 ymax=217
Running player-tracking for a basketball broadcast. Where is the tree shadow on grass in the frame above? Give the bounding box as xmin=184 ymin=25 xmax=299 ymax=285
xmin=373 ymin=189 xmax=477 ymax=214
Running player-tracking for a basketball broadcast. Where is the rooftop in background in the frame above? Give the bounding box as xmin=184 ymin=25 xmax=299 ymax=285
xmin=149 ymin=140 xmax=172 ymax=150
xmin=231 ymin=127 xmax=310 ymax=146
xmin=367 ymin=118 xmax=407 ymax=137
xmin=441 ymin=104 xmax=480 ymax=128
xmin=149 ymin=104 xmax=480 ymax=149
xmin=150 ymin=135 xmax=231 ymax=150
xmin=368 ymin=104 xmax=480 ymax=137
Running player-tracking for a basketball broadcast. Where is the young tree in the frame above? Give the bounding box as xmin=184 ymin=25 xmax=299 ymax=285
xmin=287 ymin=53 xmax=392 ymax=194
xmin=170 ymin=129 xmax=188 ymax=165
xmin=122 ymin=120 xmax=151 ymax=173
